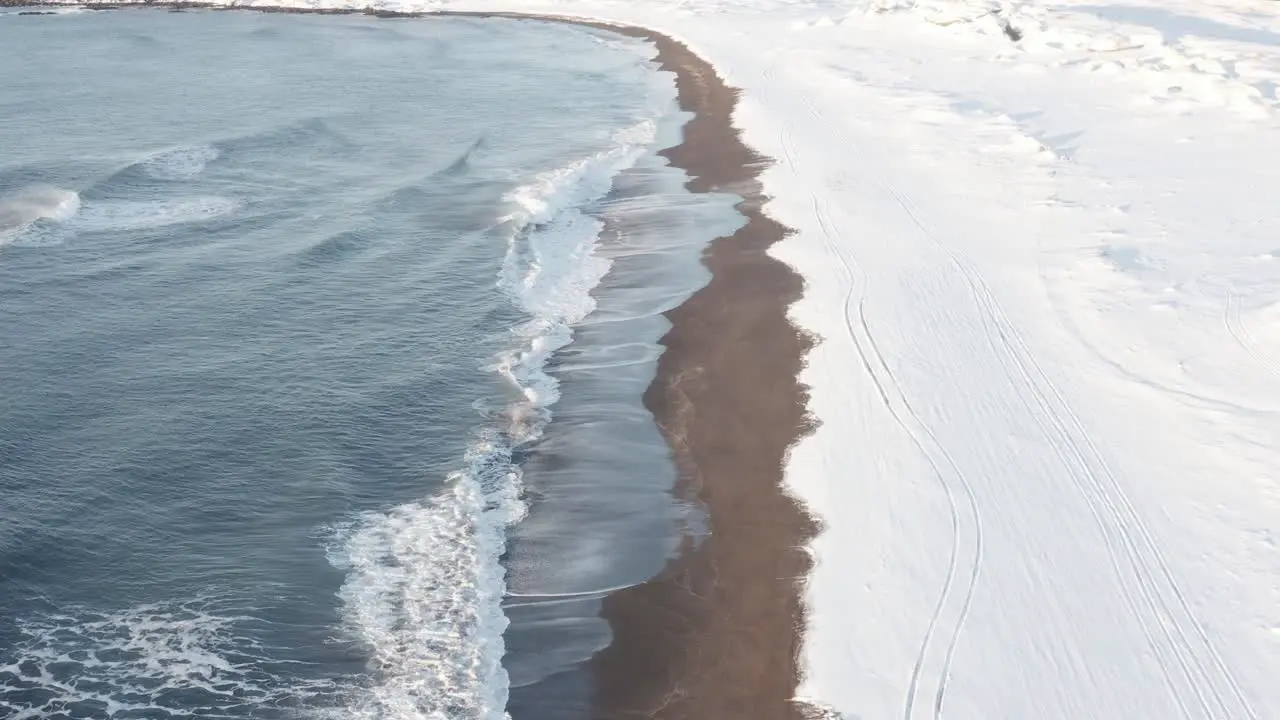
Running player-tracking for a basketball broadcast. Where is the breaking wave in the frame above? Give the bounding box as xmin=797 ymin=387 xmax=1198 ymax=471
xmin=0 ymin=183 xmax=238 ymax=248
xmin=326 ymin=119 xmax=658 ymax=719
xmin=0 ymin=185 xmax=80 ymax=245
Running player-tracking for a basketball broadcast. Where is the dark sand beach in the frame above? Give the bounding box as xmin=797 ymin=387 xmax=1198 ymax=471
xmin=560 ymin=19 xmax=818 ymax=720
xmin=14 ymin=4 xmax=818 ymax=718
xmin=465 ymin=13 xmax=817 ymax=717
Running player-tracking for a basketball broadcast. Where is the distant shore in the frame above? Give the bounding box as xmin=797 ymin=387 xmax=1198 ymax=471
xmin=12 ymin=4 xmax=818 ymax=718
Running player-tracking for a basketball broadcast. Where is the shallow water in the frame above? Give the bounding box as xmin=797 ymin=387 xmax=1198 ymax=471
xmin=0 ymin=9 xmax=738 ymax=719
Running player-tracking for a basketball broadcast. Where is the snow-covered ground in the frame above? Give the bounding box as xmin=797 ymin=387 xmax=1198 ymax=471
xmin=43 ymin=0 xmax=1280 ymax=717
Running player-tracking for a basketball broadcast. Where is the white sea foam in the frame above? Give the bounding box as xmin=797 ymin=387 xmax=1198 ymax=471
xmin=141 ymin=144 xmax=221 ymax=180
xmin=328 ymin=120 xmax=658 ymax=719
xmin=74 ymin=196 xmax=240 ymax=232
xmin=504 ymin=120 xmax=656 ymax=228
xmin=1 ymin=190 xmax=237 ymax=247
xmin=0 ymin=185 xmax=81 ymax=245
xmin=494 ymin=120 xmax=657 ymax=419
xmin=328 ymin=435 xmax=522 ymax=720
xmin=0 ymin=600 xmax=340 ymax=719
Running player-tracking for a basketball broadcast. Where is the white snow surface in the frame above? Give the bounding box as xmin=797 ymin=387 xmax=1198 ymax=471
xmin=53 ymin=0 xmax=1280 ymax=717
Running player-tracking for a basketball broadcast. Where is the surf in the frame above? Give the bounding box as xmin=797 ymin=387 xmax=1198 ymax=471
xmin=0 ymin=185 xmax=80 ymax=244
xmin=327 ymin=120 xmax=659 ymax=719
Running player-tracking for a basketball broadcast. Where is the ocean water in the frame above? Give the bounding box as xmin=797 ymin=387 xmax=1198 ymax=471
xmin=0 ymin=9 xmax=740 ymax=719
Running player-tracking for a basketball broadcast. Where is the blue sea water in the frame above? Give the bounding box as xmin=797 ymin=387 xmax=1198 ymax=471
xmin=0 ymin=9 xmax=740 ymax=719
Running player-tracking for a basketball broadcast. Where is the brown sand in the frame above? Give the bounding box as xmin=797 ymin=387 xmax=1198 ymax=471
xmin=475 ymin=18 xmax=818 ymax=717
xmin=25 ymin=4 xmax=819 ymax=717
xmin=575 ymin=24 xmax=818 ymax=720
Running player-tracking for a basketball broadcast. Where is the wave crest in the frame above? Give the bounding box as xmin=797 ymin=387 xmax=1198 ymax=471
xmin=141 ymin=144 xmax=220 ymax=181
xmin=0 ymin=185 xmax=80 ymax=245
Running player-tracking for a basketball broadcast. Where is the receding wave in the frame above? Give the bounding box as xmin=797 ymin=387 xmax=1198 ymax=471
xmin=326 ymin=119 xmax=658 ymax=719
xmin=494 ymin=120 xmax=658 ymax=411
xmin=0 ymin=185 xmax=80 ymax=246
xmin=0 ymin=599 xmax=344 ymax=719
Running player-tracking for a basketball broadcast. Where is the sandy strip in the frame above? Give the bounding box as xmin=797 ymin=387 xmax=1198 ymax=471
xmin=554 ymin=19 xmax=819 ymax=720
xmin=467 ymin=18 xmax=817 ymax=717
xmin=22 ymin=4 xmax=819 ymax=717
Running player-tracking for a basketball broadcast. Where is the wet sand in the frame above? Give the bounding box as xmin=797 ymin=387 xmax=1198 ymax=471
xmin=571 ymin=23 xmax=817 ymax=720
xmin=460 ymin=17 xmax=817 ymax=719
xmin=22 ymin=4 xmax=819 ymax=718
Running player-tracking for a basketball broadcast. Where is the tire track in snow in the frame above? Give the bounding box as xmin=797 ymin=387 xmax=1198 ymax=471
xmin=774 ymin=58 xmax=1257 ymax=719
xmin=817 ymin=191 xmax=984 ymax=720
xmin=1225 ymin=288 xmax=1280 ymax=381
xmin=863 ymin=132 xmax=1258 ymax=720
xmin=775 ymin=78 xmax=984 ymax=720
xmin=964 ymin=273 xmax=1258 ymax=720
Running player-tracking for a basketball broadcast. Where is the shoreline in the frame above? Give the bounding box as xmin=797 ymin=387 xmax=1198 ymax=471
xmin=488 ymin=15 xmax=818 ymax=718
xmin=571 ymin=21 xmax=818 ymax=720
xmin=16 ymin=4 xmax=819 ymax=718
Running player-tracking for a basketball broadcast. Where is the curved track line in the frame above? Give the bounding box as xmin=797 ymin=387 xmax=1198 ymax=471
xmin=777 ymin=62 xmax=1257 ymax=719
xmin=881 ymin=152 xmax=1258 ymax=720
xmin=777 ymin=95 xmax=984 ymax=720
xmin=1226 ymin=288 xmax=1280 ymax=381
